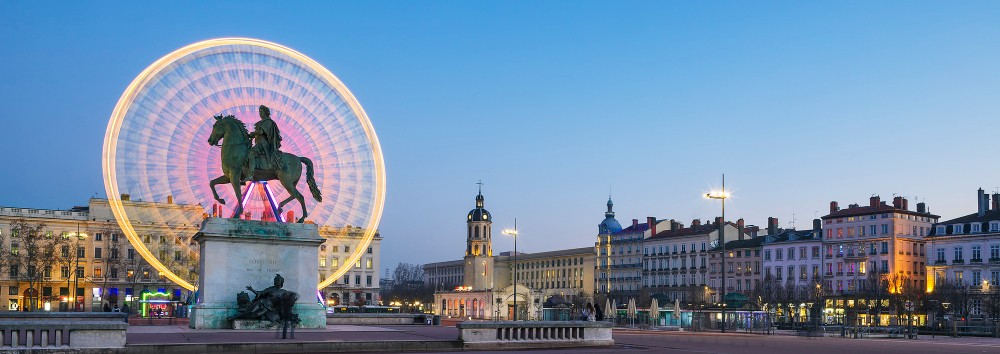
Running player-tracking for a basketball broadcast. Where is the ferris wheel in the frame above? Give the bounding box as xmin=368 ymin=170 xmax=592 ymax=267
xmin=102 ymin=38 xmax=385 ymax=291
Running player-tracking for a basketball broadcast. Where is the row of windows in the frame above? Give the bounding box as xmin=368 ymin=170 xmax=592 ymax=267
xmin=936 ymin=245 xmax=1000 ymax=262
xmin=516 ymin=257 xmax=584 ymax=270
xmin=828 ymin=213 xmax=935 ymax=223
xmin=764 ymin=246 xmax=821 ymax=261
xmin=320 ymin=257 xmax=374 ymax=269
xmin=937 ymin=222 xmax=1000 ymax=235
xmin=643 ymin=242 xmax=708 ymax=255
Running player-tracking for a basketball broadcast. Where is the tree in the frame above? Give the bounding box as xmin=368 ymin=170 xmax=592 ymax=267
xmin=862 ymin=271 xmax=890 ymax=326
xmin=984 ymin=285 xmax=1000 ymax=337
xmin=9 ymin=219 xmax=60 ymax=311
xmin=54 ymin=230 xmax=83 ymax=311
xmin=382 ymin=263 xmax=433 ymax=312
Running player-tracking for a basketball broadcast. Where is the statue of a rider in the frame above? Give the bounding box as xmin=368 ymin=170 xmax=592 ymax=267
xmin=247 ymin=105 xmax=283 ymax=180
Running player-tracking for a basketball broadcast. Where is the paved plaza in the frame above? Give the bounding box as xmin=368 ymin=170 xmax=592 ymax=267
xmin=125 ymin=324 xmax=1000 ymax=353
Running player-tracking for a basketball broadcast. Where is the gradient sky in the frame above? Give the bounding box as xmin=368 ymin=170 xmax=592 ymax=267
xmin=2 ymin=1 xmax=1000 ymax=275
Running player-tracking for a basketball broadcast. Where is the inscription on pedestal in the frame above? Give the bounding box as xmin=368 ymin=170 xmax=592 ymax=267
xmin=247 ymin=259 xmax=281 ymax=273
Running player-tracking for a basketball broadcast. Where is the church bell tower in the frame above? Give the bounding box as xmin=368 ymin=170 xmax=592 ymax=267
xmin=464 ymin=185 xmax=494 ymax=290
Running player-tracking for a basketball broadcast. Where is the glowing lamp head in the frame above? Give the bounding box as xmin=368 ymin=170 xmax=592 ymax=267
xmin=705 ymin=190 xmax=730 ymax=200
xmin=502 ymin=229 xmax=518 ymax=237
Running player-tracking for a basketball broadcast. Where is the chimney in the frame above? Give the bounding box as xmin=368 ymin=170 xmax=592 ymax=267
xmin=737 ymin=218 xmax=746 ymax=240
xmin=633 ymin=219 xmax=639 ymax=229
xmin=715 ymin=216 xmax=724 ymax=226
xmin=870 ymin=195 xmax=880 ymax=207
xmin=978 ymin=189 xmax=987 ymax=217
xmin=813 ymin=218 xmax=822 ymax=231
xmin=902 ymin=198 xmax=909 ymax=210
xmin=892 ymin=196 xmax=903 ymax=209
xmin=167 ymin=195 xmax=173 ymax=204
xmin=692 ymin=219 xmax=701 ymax=227
xmin=830 ymin=201 xmax=839 ymax=213
xmin=121 ymin=193 xmax=130 ymax=201
xmin=767 ymin=217 xmax=779 ymax=235
xmin=994 ymin=193 xmax=1000 ymax=211
xmin=917 ymin=202 xmax=926 ymax=213
xmin=647 ymin=217 xmax=657 ymax=235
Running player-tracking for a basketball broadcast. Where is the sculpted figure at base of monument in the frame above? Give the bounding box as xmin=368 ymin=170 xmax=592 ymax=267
xmin=227 ymin=273 xmax=300 ymax=325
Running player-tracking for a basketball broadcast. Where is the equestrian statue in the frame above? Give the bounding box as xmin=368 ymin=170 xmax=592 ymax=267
xmin=207 ymin=105 xmax=322 ymax=223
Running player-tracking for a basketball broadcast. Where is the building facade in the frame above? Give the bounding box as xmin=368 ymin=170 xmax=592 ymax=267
xmin=646 ymin=218 xmax=748 ymax=304
xmin=428 ymin=191 xmax=597 ymax=320
xmin=926 ymin=189 xmax=1000 ymax=324
xmin=821 ymin=196 xmax=938 ymax=297
xmin=2 ymin=197 xmax=382 ymax=312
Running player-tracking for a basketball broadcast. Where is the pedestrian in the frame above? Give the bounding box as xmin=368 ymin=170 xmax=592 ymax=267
xmin=103 ymin=302 xmax=112 ymax=312
xmin=585 ymin=302 xmax=596 ymax=321
xmin=580 ymin=304 xmax=591 ymax=321
xmin=595 ymin=303 xmax=604 ymax=321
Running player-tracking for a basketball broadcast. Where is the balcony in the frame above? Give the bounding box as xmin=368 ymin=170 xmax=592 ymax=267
xmin=836 ymin=272 xmax=844 ymax=276
xmin=935 ymin=259 xmax=947 ymax=265
xmin=990 ymin=257 xmax=1000 ymax=263
xmin=971 ymin=258 xmax=983 ymax=263
xmin=953 ymin=259 xmax=966 ymax=265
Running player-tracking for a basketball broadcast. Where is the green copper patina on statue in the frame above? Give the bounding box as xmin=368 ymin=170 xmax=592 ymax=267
xmin=207 ymin=105 xmax=322 ymax=223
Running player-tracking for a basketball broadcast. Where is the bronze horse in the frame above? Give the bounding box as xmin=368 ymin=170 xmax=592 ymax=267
xmin=207 ymin=115 xmax=321 ymax=222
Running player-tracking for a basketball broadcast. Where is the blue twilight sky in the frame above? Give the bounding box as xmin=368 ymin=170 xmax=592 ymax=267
xmin=2 ymin=1 xmax=1000 ymax=274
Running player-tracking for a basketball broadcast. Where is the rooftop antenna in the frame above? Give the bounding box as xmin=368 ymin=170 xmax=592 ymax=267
xmin=791 ymin=211 xmax=797 ymax=229
xmin=476 ymin=179 xmax=483 ymax=194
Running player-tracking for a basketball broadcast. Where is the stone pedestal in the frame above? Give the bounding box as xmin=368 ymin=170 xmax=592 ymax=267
xmin=189 ymin=218 xmax=326 ymax=329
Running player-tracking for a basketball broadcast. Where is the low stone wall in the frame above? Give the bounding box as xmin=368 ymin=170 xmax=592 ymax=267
xmin=0 ymin=312 xmax=128 ymax=353
xmin=326 ymin=313 xmax=431 ymax=325
xmin=458 ymin=321 xmax=613 ymax=350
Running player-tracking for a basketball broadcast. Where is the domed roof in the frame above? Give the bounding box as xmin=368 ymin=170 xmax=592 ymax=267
xmin=599 ymin=197 xmax=622 ymax=234
xmin=468 ymin=193 xmax=491 ymax=222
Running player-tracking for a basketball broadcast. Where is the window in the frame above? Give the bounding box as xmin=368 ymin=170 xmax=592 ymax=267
xmin=936 ymin=226 xmax=946 ymax=235
xmin=972 ymin=246 xmax=982 ymax=261
xmin=8 ymin=287 xmax=16 ymax=296
xmin=365 ymin=258 xmax=373 ymax=269
xmin=367 ymin=247 xmax=373 ymax=254
xmin=881 ymin=241 xmax=889 ymax=254
xmin=76 ymin=247 xmax=85 ymax=258
xmin=812 ymin=246 xmax=820 ymax=258
xmin=972 ymin=270 xmax=982 ymax=285
xmin=61 ymin=267 xmax=69 ymax=278
xmin=882 ymin=224 xmax=889 ymax=234
xmin=76 ymin=267 xmax=85 ymax=278
xmin=94 ymin=267 xmax=102 ymax=278
xmin=354 ymin=275 xmax=361 ymax=285
xmin=366 ymin=275 xmax=372 ymax=286
xmin=991 ymin=222 xmax=1000 ymax=232
xmin=954 ymin=224 xmax=964 ymax=234
xmin=331 ymin=246 xmax=339 ymax=252
xmin=776 ymin=250 xmax=783 ymax=260
xmin=94 ymin=247 xmax=102 ymax=259
xmin=343 ymin=275 xmax=350 ymax=285
xmin=787 ymin=248 xmax=795 ymax=260
xmin=971 ymin=223 xmax=982 ymax=233
xmin=954 ymin=247 xmax=964 ymax=261
xmin=345 ymin=246 xmax=350 ymax=253
xmin=319 ymin=257 xmax=326 ymax=267
xmin=355 ymin=260 xmax=361 ymax=268
xmin=870 ymin=225 xmax=877 ymax=235
xmin=127 ymin=248 xmax=135 ymax=260
xmin=937 ymin=248 xmax=945 ymax=262
xmin=992 ymin=245 xmax=1000 ymax=260
xmin=764 ymin=250 xmax=771 ymax=260
xmin=881 ymin=260 xmax=888 ymax=273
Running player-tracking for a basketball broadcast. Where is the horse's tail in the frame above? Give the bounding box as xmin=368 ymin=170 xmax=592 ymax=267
xmin=300 ymin=156 xmax=322 ymax=202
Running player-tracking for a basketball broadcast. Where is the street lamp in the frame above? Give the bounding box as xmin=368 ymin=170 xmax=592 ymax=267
xmin=503 ymin=219 xmax=519 ymax=321
xmin=705 ymin=174 xmax=730 ymax=332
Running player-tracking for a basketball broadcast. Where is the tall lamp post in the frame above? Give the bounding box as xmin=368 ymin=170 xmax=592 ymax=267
xmin=503 ymin=219 xmax=519 ymax=321
xmin=706 ymin=174 xmax=729 ymax=332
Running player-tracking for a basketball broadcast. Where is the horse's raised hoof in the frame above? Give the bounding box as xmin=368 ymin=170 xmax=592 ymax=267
xmin=217 ymin=199 xmax=226 ymax=205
